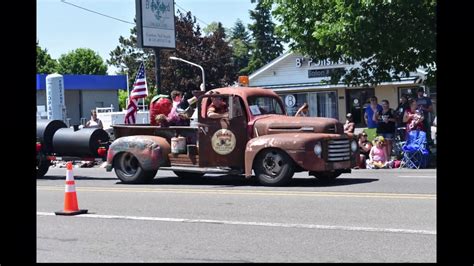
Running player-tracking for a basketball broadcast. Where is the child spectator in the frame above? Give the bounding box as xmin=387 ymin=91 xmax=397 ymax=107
xmin=366 ymin=136 xmax=389 ymax=169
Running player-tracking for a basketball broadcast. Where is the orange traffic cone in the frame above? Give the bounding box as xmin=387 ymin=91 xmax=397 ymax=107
xmin=55 ymin=162 xmax=88 ymax=216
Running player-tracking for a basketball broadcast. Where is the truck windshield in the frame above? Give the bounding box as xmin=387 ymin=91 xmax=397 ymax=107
xmin=247 ymin=96 xmax=285 ymax=116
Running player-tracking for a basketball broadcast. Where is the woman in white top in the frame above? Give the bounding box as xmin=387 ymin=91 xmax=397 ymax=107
xmin=85 ymin=110 xmax=103 ymax=129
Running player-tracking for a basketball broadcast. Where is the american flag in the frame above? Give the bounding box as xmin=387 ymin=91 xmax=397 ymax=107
xmin=125 ymin=62 xmax=148 ymax=124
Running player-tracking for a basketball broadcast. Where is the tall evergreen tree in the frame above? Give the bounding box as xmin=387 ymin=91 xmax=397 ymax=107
xmin=231 ymin=19 xmax=250 ymax=41
xmin=230 ymin=19 xmax=251 ymax=75
xmin=243 ymin=1 xmax=284 ymax=74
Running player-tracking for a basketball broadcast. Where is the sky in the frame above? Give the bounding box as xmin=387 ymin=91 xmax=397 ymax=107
xmin=37 ymin=0 xmax=256 ymax=74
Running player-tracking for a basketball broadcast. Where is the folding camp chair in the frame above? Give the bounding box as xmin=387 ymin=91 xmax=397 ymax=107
xmin=399 ymin=130 xmax=430 ymax=169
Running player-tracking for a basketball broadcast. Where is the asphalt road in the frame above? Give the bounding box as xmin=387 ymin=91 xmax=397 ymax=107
xmin=37 ymin=167 xmax=436 ymax=262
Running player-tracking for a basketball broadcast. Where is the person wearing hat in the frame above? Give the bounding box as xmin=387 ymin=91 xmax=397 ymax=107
xmin=416 ymin=87 xmax=433 ymax=144
xmin=344 ymin=113 xmax=355 ymax=133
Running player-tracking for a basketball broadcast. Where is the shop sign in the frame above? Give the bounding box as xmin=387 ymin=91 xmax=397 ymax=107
xmin=284 ymin=94 xmax=296 ymax=107
xmin=308 ymin=68 xmax=345 ymax=78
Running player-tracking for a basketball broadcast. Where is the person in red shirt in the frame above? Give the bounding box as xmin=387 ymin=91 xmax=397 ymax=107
xmin=403 ymin=98 xmax=425 ymax=133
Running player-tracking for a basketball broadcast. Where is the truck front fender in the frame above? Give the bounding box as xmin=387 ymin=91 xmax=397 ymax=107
xmin=106 ymin=135 xmax=171 ymax=171
xmin=244 ymin=134 xmax=322 ymax=177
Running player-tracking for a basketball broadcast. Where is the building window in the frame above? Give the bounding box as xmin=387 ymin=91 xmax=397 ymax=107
xmin=280 ymin=93 xmax=308 ymax=116
xmin=398 ymin=87 xmax=419 ymax=100
xmin=316 ymin=91 xmax=338 ymax=119
xmin=279 ymin=91 xmax=337 ymax=118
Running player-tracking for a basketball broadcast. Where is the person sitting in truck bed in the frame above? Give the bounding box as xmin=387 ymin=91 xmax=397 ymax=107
xmin=207 ymin=92 xmax=229 ymax=119
xmin=85 ymin=109 xmax=103 ymax=129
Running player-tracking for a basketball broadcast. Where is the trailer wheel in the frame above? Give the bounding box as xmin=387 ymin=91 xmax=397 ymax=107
xmin=254 ymin=149 xmax=294 ymax=186
xmin=312 ymin=171 xmax=342 ymax=182
xmin=114 ymin=152 xmax=156 ymax=183
xmin=173 ymin=171 xmax=204 ymax=179
xmin=36 ymin=158 xmax=50 ymax=178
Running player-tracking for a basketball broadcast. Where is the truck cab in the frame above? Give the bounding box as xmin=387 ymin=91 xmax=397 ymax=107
xmin=106 ymin=87 xmax=358 ymax=186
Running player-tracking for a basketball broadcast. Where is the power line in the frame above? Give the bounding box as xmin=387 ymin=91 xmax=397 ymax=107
xmin=60 ymin=0 xmax=212 ymax=29
xmin=175 ymin=2 xmax=210 ymax=26
xmin=60 ymin=0 xmax=134 ymax=25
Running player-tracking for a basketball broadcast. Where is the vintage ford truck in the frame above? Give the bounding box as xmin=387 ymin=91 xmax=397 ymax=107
xmin=106 ymin=87 xmax=358 ymax=186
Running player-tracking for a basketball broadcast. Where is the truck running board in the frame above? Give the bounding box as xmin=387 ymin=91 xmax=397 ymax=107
xmin=159 ymin=166 xmax=242 ymax=175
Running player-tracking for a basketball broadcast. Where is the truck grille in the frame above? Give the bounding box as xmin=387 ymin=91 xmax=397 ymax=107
xmin=327 ymin=139 xmax=351 ymax=161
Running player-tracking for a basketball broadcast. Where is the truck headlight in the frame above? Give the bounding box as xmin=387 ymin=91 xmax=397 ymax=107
xmin=351 ymin=140 xmax=358 ymax=152
xmin=313 ymin=142 xmax=322 ymax=156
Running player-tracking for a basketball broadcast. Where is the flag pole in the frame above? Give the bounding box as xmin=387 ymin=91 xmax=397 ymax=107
xmin=142 ymin=60 xmax=147 ymax=112
xmin=126 ymin=68 xmax=129 ymax=112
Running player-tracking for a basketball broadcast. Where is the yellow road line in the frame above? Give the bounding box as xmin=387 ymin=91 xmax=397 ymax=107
xmin=37 ymin=186 xmax=436 ymax=200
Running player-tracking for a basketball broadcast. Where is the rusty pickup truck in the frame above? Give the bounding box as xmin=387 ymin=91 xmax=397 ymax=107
xmin=106 ymin=86 xmax=358 ymax=186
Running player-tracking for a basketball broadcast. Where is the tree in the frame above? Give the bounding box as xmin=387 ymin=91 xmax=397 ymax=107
xmin=243 ymin=0 xmax=284 ymax=74
xmin=265 ymin=0 xmax=436 ymax=86
xmin=57 ymin=48 xmax=108 ymax=75
xmin=231 ymin=19 xmax=250 ymax=41
xmin=230 ymin=19 xmax=251 ymax=75
xmin=36 ymin=41 xmax=58 ymax=74
xmin=108 ymin=22 xmax=154 ymax=107
xmin=117 ymin=89 xmax=129 ymax=111
xmin=203 ymin=22 xmax=220 ymax=36
xmin=108 ymin=10 xmax=237 ymax=102
xmin=200 ymin=22 xmax=236 ymax=88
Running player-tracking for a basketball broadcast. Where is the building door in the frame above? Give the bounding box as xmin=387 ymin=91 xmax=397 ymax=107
xmin=346 ymin=88 xmax=375 ymax=127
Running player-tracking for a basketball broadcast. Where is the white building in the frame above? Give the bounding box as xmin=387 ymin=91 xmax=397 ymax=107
xmin=36 ymin=74 xmax=125 ymax=125
xmin=249 ymin=52 xmax=435 ymax=126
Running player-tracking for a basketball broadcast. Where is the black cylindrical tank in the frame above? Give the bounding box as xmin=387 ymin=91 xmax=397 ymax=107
xmin=36 ymin=120 xmax=67 ymax=153
xmin=52 ymin=128 xmax=110 ymax=157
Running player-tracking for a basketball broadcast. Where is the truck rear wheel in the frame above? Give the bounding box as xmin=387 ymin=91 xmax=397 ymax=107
xmin=173 ymin=171 xmax=204 ymax=179
xmin=312 ymin=171 xmax=342 ymax=182
xmin=254 ymin=149 xmax=294 ymax=186
xmin=36 ymin=158 xmax=50 ymax=178
xmin=114 ymin=152 xmax=157 ymax=183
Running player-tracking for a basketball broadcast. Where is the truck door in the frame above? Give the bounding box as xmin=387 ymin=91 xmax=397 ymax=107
xmin=197 ymin=94 xmax=247 ymax=169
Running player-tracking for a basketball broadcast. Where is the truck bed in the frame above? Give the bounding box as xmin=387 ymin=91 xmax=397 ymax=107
xmin=112 ymin=124 xmax=199 ymax=145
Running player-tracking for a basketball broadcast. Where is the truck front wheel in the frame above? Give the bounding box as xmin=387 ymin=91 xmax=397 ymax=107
xmin=254 ymin=149 xmax=294 ymax=186
xmin=114 ymin=152 xmax=157 ymax=184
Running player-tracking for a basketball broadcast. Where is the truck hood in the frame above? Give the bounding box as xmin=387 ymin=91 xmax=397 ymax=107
xmin=253 ymin=115 xmax=343 ymax=136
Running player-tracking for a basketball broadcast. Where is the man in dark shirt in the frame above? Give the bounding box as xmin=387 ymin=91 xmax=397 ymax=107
xmin=395 ymin=95 xmax=409 ymax=128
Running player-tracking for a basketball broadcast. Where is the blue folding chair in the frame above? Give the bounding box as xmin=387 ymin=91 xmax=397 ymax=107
xmin=400 ymin=130 xmax=430 ymax=169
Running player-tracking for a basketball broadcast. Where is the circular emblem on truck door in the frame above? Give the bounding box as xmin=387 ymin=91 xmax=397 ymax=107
xmin=211 ymin=129 xmax=236 ymax=155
